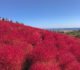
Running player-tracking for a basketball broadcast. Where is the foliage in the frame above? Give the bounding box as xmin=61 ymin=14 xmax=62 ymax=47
xmin=59 ymin=30 xmax=80 ymax=38
xmin=0 ymin=20 xmax=80 ymax=70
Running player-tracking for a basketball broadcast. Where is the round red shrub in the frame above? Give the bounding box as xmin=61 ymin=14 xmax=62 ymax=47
xmin=29 ymin=61 xmax=61 ymax=70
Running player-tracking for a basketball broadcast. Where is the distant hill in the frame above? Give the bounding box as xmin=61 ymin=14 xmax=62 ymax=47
xmin=45 ymin=28 xmax=80 ymax=31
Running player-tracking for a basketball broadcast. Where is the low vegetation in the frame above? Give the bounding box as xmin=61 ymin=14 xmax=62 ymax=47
xmin=0 ymin=20 xmax=80 ymax=70
xmin=58 ymin=30 xmax=80 ymax=38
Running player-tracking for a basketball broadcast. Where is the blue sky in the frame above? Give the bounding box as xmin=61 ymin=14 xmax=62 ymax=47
xmin=0 ymin=0 xmax=80 ymax=28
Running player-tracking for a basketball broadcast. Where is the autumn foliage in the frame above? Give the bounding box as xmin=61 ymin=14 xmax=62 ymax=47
xmin=0 ymin=20 xmax=80 ymax=70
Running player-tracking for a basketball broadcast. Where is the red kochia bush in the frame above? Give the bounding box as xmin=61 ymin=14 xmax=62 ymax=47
xmin=65 ymin=61 xmax=80 ymax=70
xmin=0 ymin=46 xmax=26 ymax=70
xmin=29 ymin=61 xmax=61 ymax=70
xmin=28 ymin=46 xmax=56 ymax=63
xmin=57 ymin=50 xmax=76 ymax=65
xmin=0 ymin=20 xmax=80 ymax=70
xmin=0 ymin=42 xmax=33 ymax=70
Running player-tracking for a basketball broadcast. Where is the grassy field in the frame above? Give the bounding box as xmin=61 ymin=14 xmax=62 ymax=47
xmin=58 ymin=30 xmax=80 ymax=38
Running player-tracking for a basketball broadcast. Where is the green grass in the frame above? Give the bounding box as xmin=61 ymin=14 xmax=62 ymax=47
xmin=59 ymin=30 xmax=80 ymax=38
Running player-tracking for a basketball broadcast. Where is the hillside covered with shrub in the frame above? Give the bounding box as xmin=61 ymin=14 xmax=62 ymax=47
xmin=0 ymin=20 xmax=80 ymax=70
